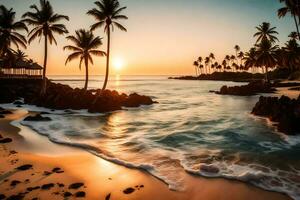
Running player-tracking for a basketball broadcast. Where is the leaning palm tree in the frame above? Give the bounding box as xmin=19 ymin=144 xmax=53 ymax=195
xmin=0 ymin=5 xmax=27 ymax=57
xmin=64 ymin=29 xmax=106 ymax=90
xmin=22 ymin=0 xmax=69 ymax=94
xmin=254 ymin=22 xmax=279 ymax=44
xmin=278 ymin=0 xmax=300 ymax=39
xmin=255 ymin=39 xmax=279 ymax=82
xmin=87 ymin=0 xmax=128 ymax=91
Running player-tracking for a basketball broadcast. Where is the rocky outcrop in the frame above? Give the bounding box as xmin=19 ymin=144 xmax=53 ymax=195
xmin=216 ymin=81 xmax=275 ymax=96
xmin=0 ymin=79 xmax=157 ymax=113
xmin=252 ymin=95 xmax=300 ymax=135
xmin=23 ymin=114 xmax=51 ymax=122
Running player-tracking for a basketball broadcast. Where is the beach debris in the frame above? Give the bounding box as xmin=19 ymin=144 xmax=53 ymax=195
xmin=27 ymin=186 xmax=40 ymax=191
xmin=41 ymin=183 xmax=55 ymax=190
xmin=52 ymin=167 xmax=64 ymax=173
xmin=23 ymin=114 xmax=51 ymax=122
xmin=10 ymin=180 xmax=21 ymax=187
xmin=16 ymin=164 xmax=33 ymax=171
xmin=0 ymin=194 xmax=6 ymax=200
xmin=0 ymin=138 xmax=12 ymax=143
xmin=105 ymin=193 xmax=111 ymax=200
xmin=123 ymin=187 xmax=135 ymax=194
xmin=75 ymin=191 xmax=85 ymax=198
xmin=63 ymin=191 xmax=72 ymax=198
xmin=57 ymin=183 xmax=65 ymax=188
xmin=200 ymin=164 xmax=220 ymax=174
xmin=69 ymin=182 xmax=84 ymax=189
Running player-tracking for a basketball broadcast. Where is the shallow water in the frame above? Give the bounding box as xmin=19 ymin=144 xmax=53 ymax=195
xmin=3 ymin=75 xmax=300 ymax=199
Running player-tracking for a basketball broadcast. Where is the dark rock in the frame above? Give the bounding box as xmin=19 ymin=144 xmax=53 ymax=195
xmin=68 ymin=182 xmax=84 ymax=189
xmin=0 ymin=138 xmax=12 ymax=143
xmin=41 ymin=183 xmax=55 ymax=190
xmin=124 ymin=93 xmax=154 ymax=107
xmin=6 ymin=194 xmax=24 ymax=200
xmin=0 ymin=110 xmax=12 ymax=115
xmin=75 ymin=191 xmax=85 ymax=198
xmin=200 ymin=164 xmax=220 ymax=174
xmin=16 ymin=164 xmax=33 ymax=171
xmin=23 ymin=114 xmax=51 ymax=122
xmin=216 ymin=81 xmax=275 ymax=96
xmin=63 ymin=192 xmax=72 ymax=197
xmin=10 ymin=180 xmax=21 ymax=187
xmin=0 ymin=194 xmax=6 ymax=200
xmin=252 ymin=95 xmax=300 ymax=135
xmin=31 ymin=198 xmax=38 ymax=200
xmin=57 ymin=183 xmax=64 ymax=188
xmin=52 ymin=167 xmax=63 ymax=173
xmin=27 ymin=186 xmax=40 ymax=191
xmin=105 ymin=193 xmax=111 ymax=200
xmin=43 ymin=171 xmax=52 ymax=176
xmin=123 ymin=187 xmax=135 ymax=194
xmin=0 ymin=115 xmax=4 ymax=118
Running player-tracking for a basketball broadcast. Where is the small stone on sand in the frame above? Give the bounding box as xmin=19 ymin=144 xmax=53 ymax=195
xmin=41 ymin=183 xmax=55 ymax=190
xmin=16 ymin=164 xmax=33 ymax=171
xmin=0 ymin=138 xmax=12 ymax=143
xmin=123 ymin=187 xmax=135 ymax=194
xmin=75 ymin=191 xmax=85 ymax=198
xmin=105 ymin=193 xmax=111 ymax=200
xmin=69 ymin=182 xmax=84 ymax=189
xmin=10 ymin=180 xmax=21 ymax=187
xmin=63 ymin=192 xmax=72 ymax=197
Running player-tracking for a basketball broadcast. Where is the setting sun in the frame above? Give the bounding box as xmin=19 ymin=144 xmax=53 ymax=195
xmin=113 ymin=57 xmax=124 ymax=71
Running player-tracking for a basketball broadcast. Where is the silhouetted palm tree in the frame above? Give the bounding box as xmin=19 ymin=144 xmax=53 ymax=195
xmin=238 ymin=51 xmax=244 ymax=65
xmin=209 ymin=53 xmax=215 ymax=74
xmin=234 ymin=45 xmax=240 ymax=62
xmin=13 ymin=49 xmax=27 ymax=61
xmin=64 ymin=29 xmax=106 ymax=90
xmin=289 ymin=31 xmax=299 ymax=40
xmin=193 ymin=61 xmax=199 ymax=76
xmin=244 ymin=48 xmax=257 ymax=73
xmin=256 ymin=39 xmax=279 ymax=82
xmin=0 ymin=6 xmax=27 ymax=57
xmin=23 ymin=0 xmax=69 ymax=94
xmin=278 ymin=0 xmax=300 ymax=39
xmin=198 ymin=56 xmax=203 ymax=75
xmin=282 ymin=38 xmax=300 ymax=71
xmin=254 ymin=22 xmax=279 ymax=44
xmin=204 ymin=57 xmax=210 ymax=74
xmin=87 ymin=0 xmax=128 ymax=91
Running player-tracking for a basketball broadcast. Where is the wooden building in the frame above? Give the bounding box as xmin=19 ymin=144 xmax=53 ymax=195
xmin=0 ymin=60 xmax=43 ymax=79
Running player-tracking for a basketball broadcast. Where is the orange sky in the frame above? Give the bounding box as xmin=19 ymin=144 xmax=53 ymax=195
xmin=2 ymin=0 xmax=295 ymax=76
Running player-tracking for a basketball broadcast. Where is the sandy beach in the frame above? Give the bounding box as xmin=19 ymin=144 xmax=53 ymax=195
xmin=0 ymin=110 xmax=292 ymax=200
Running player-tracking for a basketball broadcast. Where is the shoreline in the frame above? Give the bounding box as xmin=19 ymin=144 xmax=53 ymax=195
xmin=0 ymin=109 xmax=292 ymax=200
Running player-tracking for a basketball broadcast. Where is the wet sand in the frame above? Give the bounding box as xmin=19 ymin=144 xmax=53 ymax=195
xmin=0 ymin=110 xmax=292 ymax=200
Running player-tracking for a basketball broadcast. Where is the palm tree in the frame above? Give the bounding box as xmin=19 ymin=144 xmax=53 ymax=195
xmin=254 ymin=22 xmax=279 ymax=44
xmin=255 ymin=39 xmax=279 ymax=82
xmin=238 ymin=51 xmax=244 ymax=65
xmin=289 ymin=31 xmax=299 ymax=40
xmin=278 ymin=0 xmax=300 ymax=39
xmin=193 ymin=61 xmax=199 ymax=76
xmin=209 ymin=53 xmax=215 ymax=74
xmin=87 ymin=0 xmax=128 ymax=91
xmin=234 ymin=45 xmax=240 ymax=62
xmin=244 ymin=48 xmax=257 ymax=73
xmin=64 ymin=29 xmax=106 ymax=90
xmin=0 ymin=6 xmax=27 ymax=57
xmin=22 ymin=0 xmax=69 ymax=94
xmin=282 ymin=38 xmax=300 ymax=71
xmin=13 ymin=49 xmax=27 ymax=61
xmin=198 ymin=56 xmax=203 ymax=75
xmin=204 ymin=57 xmax=210 ymax=74
xmin=222 ymin=60 xmax=227 ymax=72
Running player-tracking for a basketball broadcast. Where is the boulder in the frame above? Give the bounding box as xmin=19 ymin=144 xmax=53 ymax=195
xmin=23 ymin=114 xmax=51 ymax=122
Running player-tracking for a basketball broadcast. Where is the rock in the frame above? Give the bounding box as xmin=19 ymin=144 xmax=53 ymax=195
xmin=57 ymin=183 xmax=64 ymax=188
xmin=252 ymin=95 xmax=300 ymax=135
xmin=0 ymin=194 xmax=6 ymax=200
xmin=105 ymin=193 xmax=111 ymax=200
xmin=23 ymin=114 xmax=51 ymax=122
xmin=10 ymin=180 xmax=21 ymax=187
xmin=6 ymin=194 xmax=24 ymax=200
xmin=216 ymin=81 xmax=275 ymax=96
xmin=27 ymin=186 xmax=40 ymax=191
xmin=13 ymin=101 xmax=23 ymax=105
xmin=124 ymin=93 xmax=154 ymax=107
xmin=75 ymin=191 xmax=85 ymax=198
xmin=123 ymin=187 xmax=135 ymax=194
xmin=0 ymin=138 xmax=12 ymax=143
xmin=0 ymin=110 xmax=12 ymax=115
xmin=68 ymin=182 xmax=84 ymax=189
xmin=52 ymin=167 xmax=64 ymax=173
xmin=200 ymin=164 xmax=220 ymax=174
xmin=63 ymin=192 xmax=72 ymax=197
xmin=0 ymin=115 xmax=4 ymax=118
xmin=16 ymin=164 xmax=33 ymax=171
xmin=41 ymin=183 xmax=55 ymax=190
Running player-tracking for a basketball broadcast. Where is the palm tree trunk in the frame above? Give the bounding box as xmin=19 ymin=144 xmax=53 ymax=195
xmin=293 ymin=14 xmax=300 ymax=40
xmin=84 ymin=58 xmax=89 ymax=90
xmin=102 ymin=26 xmax=110 ymax=91
xmin=41 ymin=34 xmax=48 ymax=95
xmin=265 ymin=66 xmax=269 ymax=82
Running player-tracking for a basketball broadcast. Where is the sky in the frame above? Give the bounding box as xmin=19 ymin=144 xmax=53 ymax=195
xmin=1 ymin=0 xmax=296 ymax=75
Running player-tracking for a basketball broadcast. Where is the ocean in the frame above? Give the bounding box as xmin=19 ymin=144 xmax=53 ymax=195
xmin=2 ymin=75 xmax=300 ymax=199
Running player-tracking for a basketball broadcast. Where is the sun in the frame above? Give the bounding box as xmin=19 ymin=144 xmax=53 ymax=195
xmin=113 ymin=57 xmax=124 ymax=71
